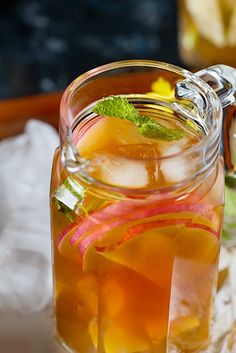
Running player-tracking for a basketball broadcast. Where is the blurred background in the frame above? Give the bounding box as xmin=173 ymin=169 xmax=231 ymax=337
xmin=0 ymin=0 xmax=180 ymax=99
xmin=1 ymin=0 xmax=236 ymax=100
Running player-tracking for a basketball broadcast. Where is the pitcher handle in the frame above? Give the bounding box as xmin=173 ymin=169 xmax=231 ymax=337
xmin=196 ymin=65 xmax=236 ymax=181
xmin=196 ymin=65 xmax=236 ymax=109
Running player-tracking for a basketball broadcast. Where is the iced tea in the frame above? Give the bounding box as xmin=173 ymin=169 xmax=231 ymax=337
xmin=51 ymin=105 xmax=223 ymax=353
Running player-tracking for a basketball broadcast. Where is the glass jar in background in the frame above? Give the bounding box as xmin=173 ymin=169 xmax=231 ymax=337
xmin=178 ymin=0 xmax=236 ymax=69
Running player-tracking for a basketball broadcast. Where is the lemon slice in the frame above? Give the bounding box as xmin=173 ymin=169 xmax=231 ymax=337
xmin=186 ymin=0 xmax=225 ymax=47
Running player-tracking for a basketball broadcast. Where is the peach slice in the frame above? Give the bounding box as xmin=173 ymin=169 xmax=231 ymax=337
xmin=77 ymin=117 xmax=151 ymax=158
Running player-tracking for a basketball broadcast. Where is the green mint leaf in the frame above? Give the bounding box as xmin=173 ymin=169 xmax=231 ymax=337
xmin=93 ymin=96 xmax=138 ymax=122
xmin=93 ymin=96 xmax=186 ymax=141
xmin=138 ymin=122 xmax=186 ymax=141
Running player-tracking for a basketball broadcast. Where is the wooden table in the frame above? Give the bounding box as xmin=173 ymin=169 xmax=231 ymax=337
xmin=0 ymin=92 xmax=62 ymax=139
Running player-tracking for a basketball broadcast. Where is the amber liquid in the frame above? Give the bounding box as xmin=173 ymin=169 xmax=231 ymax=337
xmin=50 ymin=113 xmax=224 ymax=353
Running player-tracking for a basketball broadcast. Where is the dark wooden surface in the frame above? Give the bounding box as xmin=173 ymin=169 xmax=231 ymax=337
xmin=0 ymin=92 xmax=62 ymax=139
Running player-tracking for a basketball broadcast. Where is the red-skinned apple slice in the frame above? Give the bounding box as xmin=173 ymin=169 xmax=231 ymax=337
xmin=57 ymin=223 xmax=79 ymax=260
xmin=94 ymin=218 xmax=219 ymax=254
xmin=57 ymin=223 xmax=78 ymax=248
xmin=119 ymin=218 xmax=219 ymax=243
xmin=57 ymin=194 xmax=218 ymax=268
xmin=81 ymin=217 xmax=219 ymax=274
xmin=70 ymin=197 xmax=213 ymax=245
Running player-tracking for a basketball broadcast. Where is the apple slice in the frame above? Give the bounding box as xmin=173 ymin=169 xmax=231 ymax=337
xmin=77 ymin=205 xmax=214 ymax=261
xmin=70 ymin=196 xmax=213 ymax=246
xmin=115 ymin=218 xmax=219 ymax=245
xmin=57 ymin=195 xmax=217 ymax=271
xmin=93 ymin=219 xmax=218 ymax=284
xmin=57 ymin=223 xmax=78 ymax=249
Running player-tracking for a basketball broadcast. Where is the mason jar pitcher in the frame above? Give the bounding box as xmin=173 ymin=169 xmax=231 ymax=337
xmin=50 ymin=60 xmax=236 ymax=353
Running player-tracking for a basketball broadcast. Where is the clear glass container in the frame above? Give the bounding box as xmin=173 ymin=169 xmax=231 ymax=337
xmin=50 ymin=60 xmax=236 ymax=353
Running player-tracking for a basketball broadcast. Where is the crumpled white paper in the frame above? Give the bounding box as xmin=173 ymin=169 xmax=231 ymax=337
xmin=0 ymin=120 xmax=58 ymax=313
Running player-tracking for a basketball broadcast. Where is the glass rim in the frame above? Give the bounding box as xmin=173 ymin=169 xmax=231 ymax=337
xmin=60 ymin=58 xmax=222 ymax=150
xmin=59 ymin=60 xmax=222 ymax=193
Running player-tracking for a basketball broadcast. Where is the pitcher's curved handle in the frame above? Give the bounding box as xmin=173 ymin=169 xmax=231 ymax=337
xmin=197 ymin=65 xmax=236 ymax=182
xmin=196 ymin=65 xmax=236 ymax=109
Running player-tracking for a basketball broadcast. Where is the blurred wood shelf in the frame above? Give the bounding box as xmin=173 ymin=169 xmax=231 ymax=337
xmin=0 ymin=92 xmax=62 ymax=139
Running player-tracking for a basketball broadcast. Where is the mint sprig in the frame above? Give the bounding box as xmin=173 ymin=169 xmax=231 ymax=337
xmin=93 ymin=96 xmax=186 ymax=141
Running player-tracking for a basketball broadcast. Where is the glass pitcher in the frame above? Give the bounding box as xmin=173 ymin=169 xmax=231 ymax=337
xmin=50 ymin=60 xmax=236 ymax=353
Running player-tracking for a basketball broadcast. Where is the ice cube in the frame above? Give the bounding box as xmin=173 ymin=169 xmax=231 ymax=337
xmin=157 ymin=137 xmax=189 ymax=157
xmin=93 ymin=153 xmax=149 ymax=188
xmin=160 ymin=155 xmax=194 ymax=184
